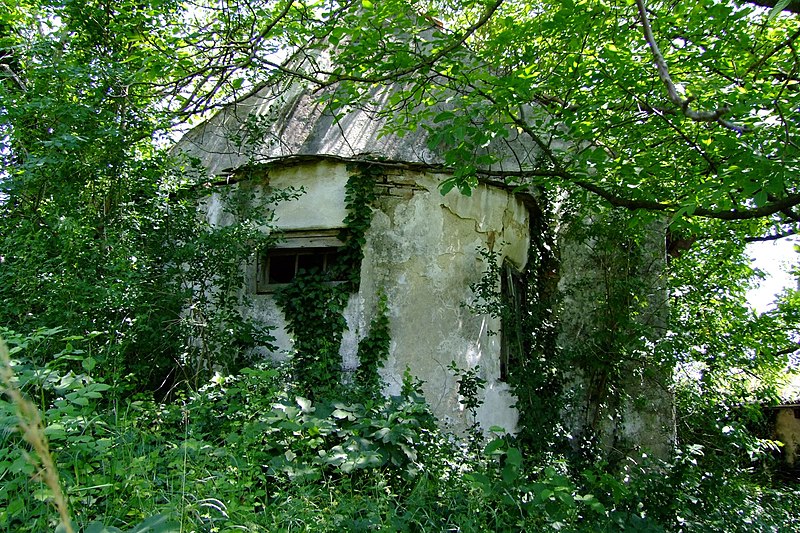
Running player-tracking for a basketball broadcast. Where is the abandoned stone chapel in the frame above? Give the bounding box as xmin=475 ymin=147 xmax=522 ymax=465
xmin=177 ymin=71 xmax=675 ymax=458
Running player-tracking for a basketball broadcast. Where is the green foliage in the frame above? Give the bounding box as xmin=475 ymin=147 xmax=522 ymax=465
xmin=337 ymin=164 xmax=381 ymax=289
xmin=82 ymin=514 xmax=179 ymax=533
xmin=514 ymin=197 xmax=566 ymax=448
xmin=467 ymin=194 xmax=567 ymax=450
xmin=354 ymin=293 xmax=391 ymax=397
xmin=661 ymin=228 xmax=799 ymax=493
xmin=171 ymin=183 xmax=299 ymax=386
xmin=319 ymin=0 xmax=800 ymax=235
xmin=3 ymin=328 xmax=800 ymax=532
xmin=558 ymin=209 xmax=671 ymax=457
xmin=0 ymin=1 xmax=294 ymax=391
xmin=0 ymin=156 xmax=287 ymax=390
xmin=276 ymin=273 xmax=350 ymax=399
xmin=448 ymin=361 xmax=486 ymax=447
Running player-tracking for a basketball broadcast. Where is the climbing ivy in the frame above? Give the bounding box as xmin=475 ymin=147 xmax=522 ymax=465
xmin=509 ymin=196 xmax=566 ymax=451
xmin=354 ymin=292 xmax=391 ymax=398
xmin=276 ymin=163 xmax=388 ymax=400
xmin=468 ymin=192 xmax=566 ymax=451
xmin=335 ymin=163 xmax=381 ymax=288
xmin=469 ymin=193 xmax=668 ymax=459
xmin=557 ymin=209 xmax=668 ymax=461
xmin=275 ymin=273 xmax=350 ymax=399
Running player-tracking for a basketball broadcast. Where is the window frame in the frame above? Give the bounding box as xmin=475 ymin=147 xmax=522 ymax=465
xmin=255 ymin=230 xmax=345 ymax=293
xmin=500 ymin=261 xmax=526 ymax=382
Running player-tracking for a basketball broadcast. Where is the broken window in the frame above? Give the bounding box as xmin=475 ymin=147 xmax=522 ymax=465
xmin=256 ymin=231 xmax=346 ymax=293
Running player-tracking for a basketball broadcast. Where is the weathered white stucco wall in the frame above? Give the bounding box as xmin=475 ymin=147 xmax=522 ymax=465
xmin=557 ymin=216 xmax=674 ymax=459
xmin=203 ymin=160 xmax=529 ymax=434
xmin=775 ymin=408 xmax=800 ymax=465
xmin=366 ymin=167 xmax=528 ymax=434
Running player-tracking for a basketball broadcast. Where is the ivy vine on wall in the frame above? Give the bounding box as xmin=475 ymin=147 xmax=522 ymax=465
xmin=275 ymin=163 xmax=390 ymax=400
xmin=510 ymin=195 xmax=565 ymax=451
xmin=468 ymin=192 xmax=668 ymax=460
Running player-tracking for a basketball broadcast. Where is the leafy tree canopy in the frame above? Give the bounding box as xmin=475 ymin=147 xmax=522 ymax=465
xmin=283 ymin=0 xmax=800 ymax=240
xmin=6 ymin=0 xmax=800 ymax=232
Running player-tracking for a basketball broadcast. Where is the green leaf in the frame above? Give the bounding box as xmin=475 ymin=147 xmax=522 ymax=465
xmin=502 ymin=462 xmax=519 ymax=484
xmin=506 ymin=446 xmax=523 ymax=467
xmin=66 ymin=392 xmax=90 ymax=406
xmin=433 ymin=111 xmax=454 ymax=123
xmin=754 ymin=189 xmax=768 ymax=207
xmin=484 ymin=437 xmax=506 ymax=455
xmin=768 ymin=0 xmax=791 ymax=20
xmin=82 ymin=356 xmax=96 ymax=372
xmin=457 ymin=182 xmax=473 ymax=196
xmin=331 ymin=408 xmax=354 ymax=420
xmin=296 ymin=396 xmax=313 ymax=412
xmin=465 ymin=472 xmax=492 ymax=490
xmin=439 ymin=179 xmax=457 ymax=196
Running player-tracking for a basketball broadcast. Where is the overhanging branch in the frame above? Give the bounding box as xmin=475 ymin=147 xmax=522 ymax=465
xmin=636 ymin=0 xmax=748 ymax=133
xmin=580 ymin=181 xmax=800 ymax=220
xmin=480 ymin=167 xmax=800 ymax=221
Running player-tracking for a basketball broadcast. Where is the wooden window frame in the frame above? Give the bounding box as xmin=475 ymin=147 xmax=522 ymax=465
xmin=256 ymin=230 xmax=345 ymax=293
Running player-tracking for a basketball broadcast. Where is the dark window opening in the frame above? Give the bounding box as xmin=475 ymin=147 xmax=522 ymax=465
xmin=500 ymin=262 xmax=526 ymax=382
xmin=257 ymin=246 xmax=346 ymax=293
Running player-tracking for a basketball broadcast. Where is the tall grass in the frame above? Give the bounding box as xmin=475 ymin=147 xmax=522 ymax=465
xmin=0 ymin=339 xmax=73 ymax=532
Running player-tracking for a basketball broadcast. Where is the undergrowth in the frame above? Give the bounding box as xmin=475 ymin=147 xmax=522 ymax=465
xmin=1 ymin=329 xmax=799 ymax=532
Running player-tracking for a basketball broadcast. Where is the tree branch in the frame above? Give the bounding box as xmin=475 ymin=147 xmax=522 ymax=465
xmin=463 ymin=82 xmax=798 ymax=221
xmin=574 ymin=179 xmax=800 ymax=220
xmin=480 ymin=166 xmax=800 ymax=221
xmin=635 ymin=0 xmax=748 ymax=133
xmin=744 ymin=0 xmax=800 ymax=14
xmin=746 ymin=27 xmax=800 ymax=76
xmin=0 ymin=63 xmax=26 ymax=92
